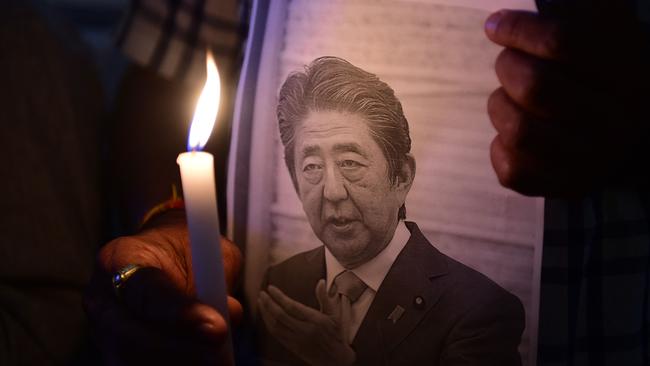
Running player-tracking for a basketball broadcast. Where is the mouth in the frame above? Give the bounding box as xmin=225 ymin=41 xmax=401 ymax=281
xmin=327 ymin=218 xmax=357 ymax=233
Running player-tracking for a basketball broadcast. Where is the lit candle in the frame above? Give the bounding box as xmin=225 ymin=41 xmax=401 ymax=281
xmin=177 ymin=51 xmax=233 ymax=364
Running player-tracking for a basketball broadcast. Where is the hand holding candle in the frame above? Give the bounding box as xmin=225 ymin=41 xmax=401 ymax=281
xmin=177 ymin=51 xmax=235 ymax=364
xmin=85 ymin=49 xmax=241 ymax=365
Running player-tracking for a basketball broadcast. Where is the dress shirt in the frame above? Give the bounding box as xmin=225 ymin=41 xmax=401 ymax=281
xmin=324 ymin=220 xmax=411 ymax=342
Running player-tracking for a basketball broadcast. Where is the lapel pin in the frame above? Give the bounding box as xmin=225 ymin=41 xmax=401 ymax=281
xmin=387 ymin=305 xmax=405 ymax=324
xmin=413 ymin=296 xmax=425 ymax=309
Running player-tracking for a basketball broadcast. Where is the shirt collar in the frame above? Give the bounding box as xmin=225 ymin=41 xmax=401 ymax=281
xmin=325 ymin=220 xmax=411 ymax=292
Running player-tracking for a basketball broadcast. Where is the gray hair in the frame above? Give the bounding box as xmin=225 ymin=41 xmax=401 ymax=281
xmin=277 ymin=56 xmax=411 ymax=219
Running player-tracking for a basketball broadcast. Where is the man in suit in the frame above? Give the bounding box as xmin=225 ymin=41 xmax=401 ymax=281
xmin=257 ymin=56 xmax=524 ymax=366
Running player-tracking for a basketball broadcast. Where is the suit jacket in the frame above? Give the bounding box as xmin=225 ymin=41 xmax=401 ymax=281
xmin=258 ymin=222 xmax=525 ymax=365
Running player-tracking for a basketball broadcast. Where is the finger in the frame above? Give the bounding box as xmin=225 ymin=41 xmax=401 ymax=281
xmin=258 ymin=294 xmax=339 ymax=358
xmin=99 ymin=236 xmax=165 ymax=273
xmin=268 ymin=285 xmax=341 ymax=342
xmin=267 ymin=285 xmax=321 ymax=321
xmin=258 ymin=296 xmax=296 ymax=337
xmin=100 ymin=308 xmax=220 ymax=366
xmin=99 ymin=235 xmax=189 ymax=291
xmin=488 ymin=87 xmax=530 ymax=149
xmin=485 ymin=10 xmax=567 ymax=60
xmin=120 ymin=267 xmax=228 ymax=344
xmin=495 ymin=48 xmax=552 ymax=116
xmin=86 ymin=279 xmax=222 ymax=366
xmin=315 ymin=279 xmax=328 ymax=313
xmin=315 ymin=279 xmax=338 ymax=316
xmin=494 ymin=48 xmax=594 ymax=117
xmin=227 ymin=296 xmax=243 ymax=326
xmin=490 ymin=137 xmax=552 ymax=196
xmin=259 ymin=291 xmax=305 ymax=330
xmin=487 ymin=87 xmax=568 ymax=154
xmin=257 ymin=294 xmax=304 ymax=346
xmin=257 ymin=295 xmax=282 ymax=333
xmin=489 ymin=135 xmax=588 ymax=197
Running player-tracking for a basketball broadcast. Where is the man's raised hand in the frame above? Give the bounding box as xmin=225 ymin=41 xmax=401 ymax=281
xmin=258 ymin=281 xmax=355 ymax=366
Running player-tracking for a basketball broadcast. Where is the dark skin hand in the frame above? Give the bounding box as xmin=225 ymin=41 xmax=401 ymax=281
xmin=85 ymin=60 xmax=241 ymax=365
xmin=484 ymin=4 xmax=650 ymax=196
xmin=84 ymin=210 xmax=243 ymax=366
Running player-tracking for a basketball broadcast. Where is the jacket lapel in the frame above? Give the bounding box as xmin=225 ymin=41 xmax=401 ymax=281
xmin=302 ymin=246 xmax=326 ymax=309
xmin=352 ymin=222 xmax=449 ymax=362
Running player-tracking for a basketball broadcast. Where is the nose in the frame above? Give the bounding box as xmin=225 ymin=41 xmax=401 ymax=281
xmin=323 ymin=165 xmax=348 ymax=202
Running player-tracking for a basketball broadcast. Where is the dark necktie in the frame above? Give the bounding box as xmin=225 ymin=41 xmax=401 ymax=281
xmin=332 ymin=270 xmax=368 ymax=343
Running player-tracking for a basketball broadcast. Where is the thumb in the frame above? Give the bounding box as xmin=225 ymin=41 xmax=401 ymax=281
xmin=316 ymin=279 xmax=339 ymax=317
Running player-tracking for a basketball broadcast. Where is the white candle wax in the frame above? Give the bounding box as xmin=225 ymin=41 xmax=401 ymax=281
xmin=177 ymin=151 xmax=227 ymax=312
xmin=177 ymin=151 xmax=233 ymax=363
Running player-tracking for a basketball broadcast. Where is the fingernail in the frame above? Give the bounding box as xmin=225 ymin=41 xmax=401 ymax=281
xmin=485 ymin=11 xmax=503 ymax=35
xmin=197 ymin=321 xmax=226 ymax=343
xmin=198 ymin=321 xmax=218 ymax=335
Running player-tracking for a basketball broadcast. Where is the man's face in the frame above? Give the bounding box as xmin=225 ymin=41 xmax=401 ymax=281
xmin=293 ymin=109 xmax=410 ymax=268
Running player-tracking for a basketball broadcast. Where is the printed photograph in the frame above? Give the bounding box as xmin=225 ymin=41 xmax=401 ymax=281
xmin=255 ymin=56 xmax=525 ymax=365
xmin=227 ymin=1 xmax=543 ymax=365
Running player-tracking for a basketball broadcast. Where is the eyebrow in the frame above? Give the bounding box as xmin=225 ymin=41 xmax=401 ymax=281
xmin=300 ymin=142 xmax=369 ymax=159
xmin=332 ymin=142 xmax=368 ymax=158
xmin=301 ymin=145 xmax=321 ymax=158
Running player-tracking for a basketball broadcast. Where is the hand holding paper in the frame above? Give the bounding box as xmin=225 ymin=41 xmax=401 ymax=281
xmin=485 ymin=6 xmax=650 ymax=196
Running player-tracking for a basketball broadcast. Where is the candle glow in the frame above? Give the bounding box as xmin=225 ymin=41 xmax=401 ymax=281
xmin=188 ymin=51 xmax=221 ymax=150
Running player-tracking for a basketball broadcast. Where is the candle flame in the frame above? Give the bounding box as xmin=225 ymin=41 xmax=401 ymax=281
xmin=188 ymin=51 xmax=221 ymax=151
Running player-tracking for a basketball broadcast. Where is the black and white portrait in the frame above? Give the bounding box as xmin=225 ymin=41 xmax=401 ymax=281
xmin=253 ymin=56 xmax=524 ymax=365
xmin=227 ymin=1 xmax=543 ymax=365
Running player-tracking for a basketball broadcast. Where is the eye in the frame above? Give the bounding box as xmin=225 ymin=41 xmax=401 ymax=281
xmin=340 ymin=160 xmax=361 ymax=168
xmin=339 ymin=160 xmax=363 ymax=169
xmin=303 ymin=163 xmax=323 ymax=172
xmin=338 ymin=159 xmax=366 ymax=182
xmin=301 ymin=161 xmax=323 ymax=184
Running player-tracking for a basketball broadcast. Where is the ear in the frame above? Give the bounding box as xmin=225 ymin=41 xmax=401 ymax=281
xmin=396 ymin=154 xmax=416 ymax=192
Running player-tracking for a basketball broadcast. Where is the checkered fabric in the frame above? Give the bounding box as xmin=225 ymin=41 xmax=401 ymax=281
xmin=538 ymin=189 xmax=650 ymax=366
xmin=115 ymin=0 xmax=248 ymax=84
